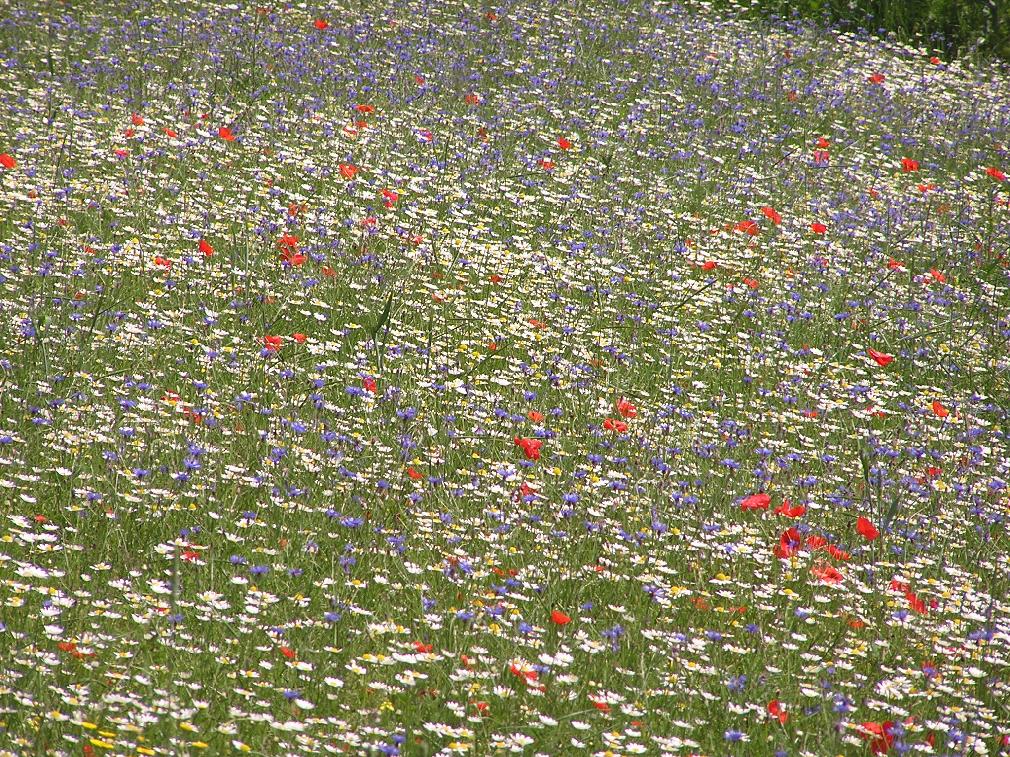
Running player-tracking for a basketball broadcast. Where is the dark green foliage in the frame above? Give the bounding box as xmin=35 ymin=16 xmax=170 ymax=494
xmin=721 ymin=0 xmax=1009 ymax=61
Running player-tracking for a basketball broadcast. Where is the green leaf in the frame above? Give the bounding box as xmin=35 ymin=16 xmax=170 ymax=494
xmin=370 ymin=291 xmax=394 ymax=340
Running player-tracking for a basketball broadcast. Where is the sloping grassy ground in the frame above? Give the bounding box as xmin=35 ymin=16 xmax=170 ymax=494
xmin=0 ymin=1 xmax=1009 ymax=755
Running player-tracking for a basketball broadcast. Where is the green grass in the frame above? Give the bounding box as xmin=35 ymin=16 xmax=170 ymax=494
xmin=0 ymin=0 xmax=1009 ymax=755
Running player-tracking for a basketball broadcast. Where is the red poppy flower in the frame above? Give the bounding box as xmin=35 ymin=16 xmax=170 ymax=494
xmin=277 ymin=234 xmax=304 ymax=265
xmin=900 ymin=157 xmax=919 ymax=172
xmin=856 ymin=516 xmax=879 ymax=541
xmin=826 ymin=544 xmax=851 ymax=561
xmin=690 ymin=596 xmax=709 ymax=610
xmin=510 ymin=664 xmax=538 ymax=682
xmin=616 ymin=397 xmax=637 ymax=418
xmin=198 ymin=239 xmax=214 ymax=256
xmin=928 ymin=267 xmax=946 ymax=284
xmin=263 ymin=335 xmax=283 ymax=352
xmin=218 ymin=126 xmax=236 ymax=141
xmin=985 ymin=166 xmax=1006 ymax=182
xmin=768 ymin=700 xmax=788 ymax=724
xmin=774 ymin=527 xmax=803 ymax=558
xmin=57 ymin=641 xmax=92 ymax=659
xmin=362 ymin=376 xmax=377 ymax=393
xmin=313 ymin=18 xmax=329 ymax=30
xmin=811 ymin=562 xmax=844 ymax=584
xmin=810 ymin=221 xmax=827 ymax=234
xmin=906 ymin=592 xmax=928 ymax=614
xmin=516 ymin=482 xmax=539 ymax=501
xmin=760 ymin=205 xmax=782 ymax=225
xmin=701 ymin=260 xmax=718 ymax=271
xmin=931 ymin=400 xmax=949 ymax=418
xmin=464 ymin=93 xmax=481 ymax=105
xmin=280 ymin=646 xmax=296 ymax=659
xmin=514 ymin=436 xmax=542 ymax=461
xmin=775 ymin=500 xmax=806 ymax=518
xmin=321 ymin=265 xmax=336 ymax=277
xmin=734 ymin=219 xmax=760 ymax=235
xmin=805 ymin=534 xmax=828 ymax=550
xmin=859 ymin=721 xmax=895 ymax=755
xmin=867 ymin=348 xmax=893 ymax=367
xmin=540 ymin=158 xmax=555 ymax=171
xmin=339 ymin=163 xmax=359 ymax=180
xmin=868 ymin=72 xmax=886 ymax=84
xmin=131 ymin=113 xmax=145 ymax=126
xmin=742 ymin=276 xmax=759 ymax=289
xmin=602 ymin=418 xmax=629 ymax=434
xmin=527 ymin=410 xmax=544 ymax=422
xmin=291 ymin=332 xmax=306 ymax=344
xmin=163 ymin=127 xmax=178 ymax=138
xmin=0 ymin=153 xmax=16 ymax=169
xmin=887 ymin=258 xmax=905 ymax=270
xmin=740 ymin=493 xmax=771 ymax=511
xmin=558 ymin=136 xmax=572 ymax=150
xmin=153 ymin=256 xmax=172 ymax=268
xmin=550 ymin=610 xmax=571 ymax=625
xmin=929 ymin=56 xmax=941 ymax=65
xmin=816 ymin=136 xmax=830 ymax=149
xmin=412 ymin=640 xmax=433 ymax=653
xmin=381 ymin=188 xmax=399 ymax=207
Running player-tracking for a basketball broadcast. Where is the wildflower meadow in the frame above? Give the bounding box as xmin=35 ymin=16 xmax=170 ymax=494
xmin=0 ymin=1 xmax=1009 ymax=755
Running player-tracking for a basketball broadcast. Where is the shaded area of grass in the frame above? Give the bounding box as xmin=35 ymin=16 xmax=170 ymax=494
xmin=715 ymin=0 xmax=1009 ymax=61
